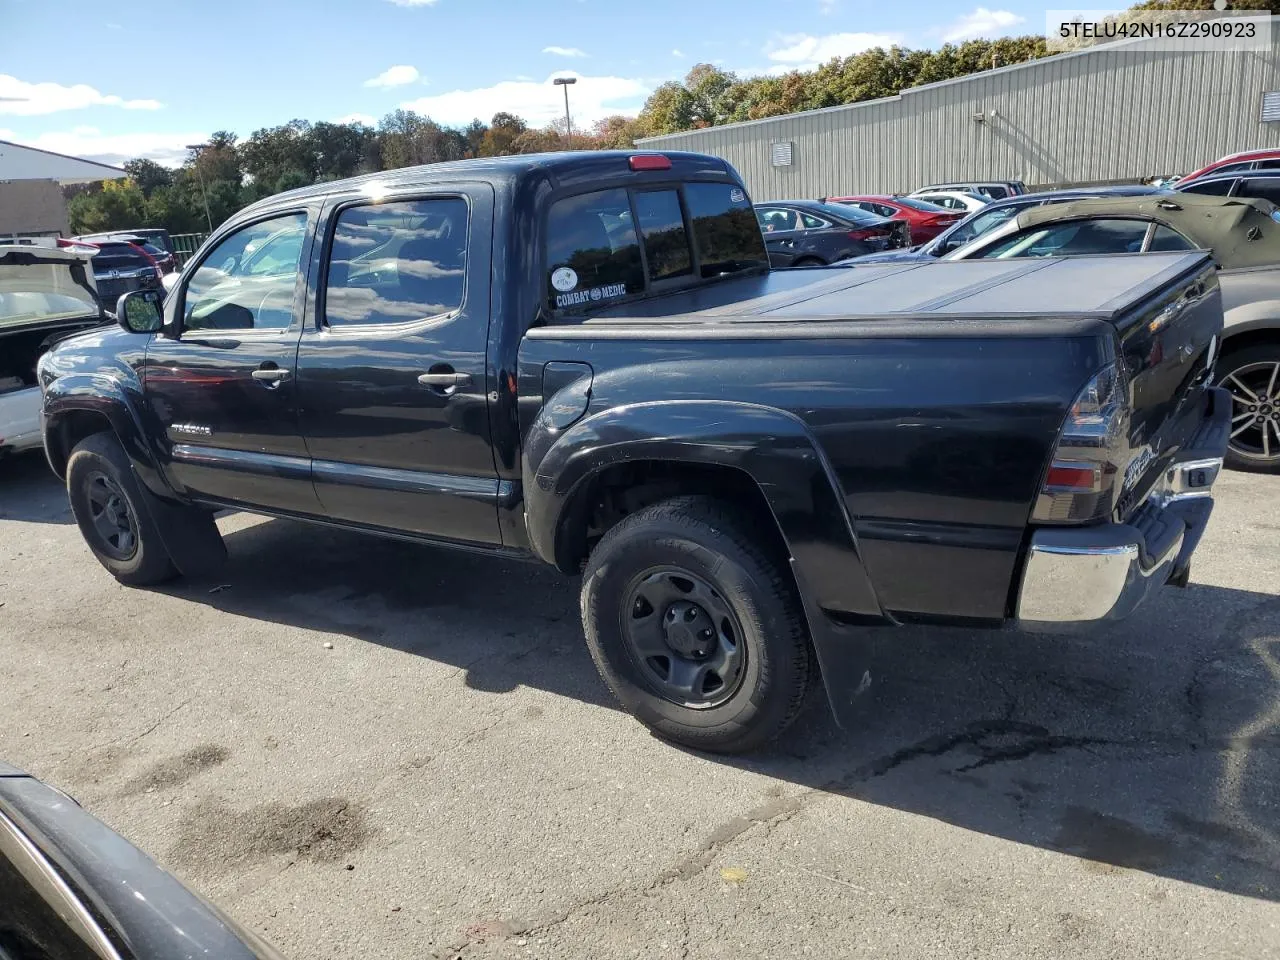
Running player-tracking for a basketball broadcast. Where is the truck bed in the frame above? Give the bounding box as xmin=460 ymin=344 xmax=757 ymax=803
xmin=584 ymin=253 xmax=1211 ymax=324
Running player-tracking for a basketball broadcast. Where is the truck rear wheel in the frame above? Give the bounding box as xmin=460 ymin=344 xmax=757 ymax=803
xmin=580 ymin=496 xmax=813 ymax=753
xmin=66 ymin=431 xmax=177 ymax=585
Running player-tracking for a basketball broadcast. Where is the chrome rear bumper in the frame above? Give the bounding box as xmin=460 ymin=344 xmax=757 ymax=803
xmin=1016 ymin=387 xmax=1229 ymax=629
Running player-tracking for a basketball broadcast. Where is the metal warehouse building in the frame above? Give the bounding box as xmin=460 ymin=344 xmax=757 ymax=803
xmin=638 ymin=26 xmax=1280 ymax=198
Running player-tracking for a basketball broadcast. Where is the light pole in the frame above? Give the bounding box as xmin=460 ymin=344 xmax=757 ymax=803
xmin=554 ymin=77 xmax=577 ymax=148
xmin=184 ymin=142 xmax=214 ymax=233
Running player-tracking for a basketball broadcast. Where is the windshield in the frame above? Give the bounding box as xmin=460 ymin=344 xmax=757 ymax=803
xmin=0 ymin=260 xmax=99 ymax=327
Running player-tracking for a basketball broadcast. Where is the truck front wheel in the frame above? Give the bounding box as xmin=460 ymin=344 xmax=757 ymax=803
xmin=580 ymin=496 xmax=813 ymax=753
xmin=66 ymin=431 xmax=178 ymax=585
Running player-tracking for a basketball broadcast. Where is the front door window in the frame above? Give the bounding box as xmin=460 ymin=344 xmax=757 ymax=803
xmin=182 ymin=213 xmax=308 ymax=332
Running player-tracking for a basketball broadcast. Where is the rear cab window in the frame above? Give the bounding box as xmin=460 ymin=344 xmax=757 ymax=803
xmin=546 ymin=181 xmax=766 ymax=313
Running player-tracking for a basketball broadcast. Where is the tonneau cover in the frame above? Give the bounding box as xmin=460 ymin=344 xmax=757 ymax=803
xmin=587 ymin=252 xmax=1212 ymax=323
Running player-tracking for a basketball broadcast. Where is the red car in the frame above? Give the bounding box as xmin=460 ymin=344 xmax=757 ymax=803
xmin=824 ymin=195 xmax=963 ymax=244
xmin=1178 ymin=148 xmax=1280 ymax=187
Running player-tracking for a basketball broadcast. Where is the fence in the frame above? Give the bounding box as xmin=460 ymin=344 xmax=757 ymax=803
xmin=170 ymin=233 xmax=208 ymax=267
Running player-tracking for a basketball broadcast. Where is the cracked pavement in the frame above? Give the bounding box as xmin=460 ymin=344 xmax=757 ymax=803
xmin=2 ymin=451 xmax=1280 ymax=959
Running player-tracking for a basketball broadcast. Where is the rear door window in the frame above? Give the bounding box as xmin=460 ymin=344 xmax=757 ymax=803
xmin=757 ymin=207 xmax=798 ymax=233
xmin=1183 ymin=177 xmax=1235 ymax=196
xmin=799 ymin=212 xmax=831 ymax=229
xmin=325 ymin=198 xmax=468 ymax=327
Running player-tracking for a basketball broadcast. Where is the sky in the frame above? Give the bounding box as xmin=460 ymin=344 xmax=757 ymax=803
xmin=0 ymin=0 xmax=1063 ymax=168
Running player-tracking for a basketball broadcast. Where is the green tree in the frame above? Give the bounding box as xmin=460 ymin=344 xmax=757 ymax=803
xmin=66 ymin=178 xmax=148 ymax=233
xmin=638 ymin=81 xmax=696 ymax=135
xmin=122 ymin=158 xmax=173 ymax=197
xmin=478 ymin=112 xmax=528 ymax=156
xmin=593 ymin=115 xmax=649 ymax=149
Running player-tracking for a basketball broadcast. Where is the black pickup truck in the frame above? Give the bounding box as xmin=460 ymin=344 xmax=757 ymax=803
xmin=38 ymin=151 xmax=1229 ymax=753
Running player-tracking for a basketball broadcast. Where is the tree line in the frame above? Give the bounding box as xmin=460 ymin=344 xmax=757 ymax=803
xmin=66 ymin=0 xmax=1277 ymax=236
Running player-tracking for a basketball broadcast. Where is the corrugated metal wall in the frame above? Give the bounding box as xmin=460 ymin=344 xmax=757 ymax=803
xmin=638 ymin=28 xmax=1280 ymax=199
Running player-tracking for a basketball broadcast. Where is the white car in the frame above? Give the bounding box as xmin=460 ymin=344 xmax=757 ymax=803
xmin=907 ymin=190 xmax=991 ymax=214
xmin=0 ymin=245 xmax=110 ymax=457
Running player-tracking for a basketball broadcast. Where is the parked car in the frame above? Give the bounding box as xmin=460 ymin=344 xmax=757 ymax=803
xmin=1175 ymin=169 xmax=1280 ymax=206
xmin=908 ymin=189 xmax=991 ymax=214
xmin=755 ymin=199 xmax=909 ymax=266
xmin=39 ymin=151 xmax=1226 ymax=752
xmin=1177 ymin=148 xmax=1280 ymax=187
xmin=824 ymin=194 xmax=963 ymax=243
xmin=0 ymin=245 xmax=111 ymax=457
xmin=85 ymin=239 xmax=162 ymax=306
xmin=941 ymin=192 xmax=1280 ymax=472
xmin=0 ymin=760 xmax=285 ymax=958
xmin=850 ymin=185 xmax=1168 ymax=264
xmin=912 ymin=180 xmax=1027 ymax=200
xmin=77 ymin=231 xmax=177 ymax=275
xmin=79 ymin=227 xmax=176 ymax=260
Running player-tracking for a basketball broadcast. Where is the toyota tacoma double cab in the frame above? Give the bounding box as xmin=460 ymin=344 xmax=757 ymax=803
xmin=37 ymin=151 xmax=1229 ymax=752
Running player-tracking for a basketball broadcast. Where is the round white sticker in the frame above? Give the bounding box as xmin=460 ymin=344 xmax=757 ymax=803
xmin=551 ymin=267 xmax=579 ymax=292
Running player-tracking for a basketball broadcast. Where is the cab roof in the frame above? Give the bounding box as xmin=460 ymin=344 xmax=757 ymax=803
xmin=241 ymin=150 xmax=736 ymax=215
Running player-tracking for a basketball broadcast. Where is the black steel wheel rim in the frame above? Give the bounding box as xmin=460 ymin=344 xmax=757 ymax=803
xmin=1221 ymin=360 xmax=1280 ymax=464
xmin=620 ymin=566 xmax=747 ymax=709
xmin=84 ymin=471 xmax=138 ymax=561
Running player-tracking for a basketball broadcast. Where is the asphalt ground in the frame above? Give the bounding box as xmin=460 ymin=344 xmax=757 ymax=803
xmin=2 ymin=448 xmax=1279 ymax=959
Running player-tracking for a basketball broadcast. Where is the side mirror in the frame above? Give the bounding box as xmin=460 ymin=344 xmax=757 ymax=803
xmin=116 ymin=288 xmax=164 ymax=334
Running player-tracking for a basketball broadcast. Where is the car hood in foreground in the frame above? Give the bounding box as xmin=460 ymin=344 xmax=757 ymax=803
xmin=0 ymin=763 xmax=285 ymax=959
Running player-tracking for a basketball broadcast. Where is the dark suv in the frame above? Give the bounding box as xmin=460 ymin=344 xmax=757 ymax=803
xmin=87 ymin=240 xmax=162 ymax=306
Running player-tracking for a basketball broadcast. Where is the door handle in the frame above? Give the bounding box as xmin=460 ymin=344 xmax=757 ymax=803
xmin=418 ymin=372 xmax=472 ymax=388
xmin=251 ymin=368 xmax=291 ymax=383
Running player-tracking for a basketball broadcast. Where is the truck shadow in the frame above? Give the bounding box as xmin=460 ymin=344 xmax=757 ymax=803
xmin=175 ymin=515 xmax=1280 ymax=903
xmin=0 ymin=450 xmax=71 ymax=524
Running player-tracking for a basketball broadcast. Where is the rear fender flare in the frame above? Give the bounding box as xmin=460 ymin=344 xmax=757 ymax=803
xmin=525 ymin=395 xmax=888 ymax=619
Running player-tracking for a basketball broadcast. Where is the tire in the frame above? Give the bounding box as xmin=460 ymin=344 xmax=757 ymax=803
xmin=1215 ymin=342 xmax=1280 ymax=474
xmin=790 ymin=256 xmax=826 ymax=268
xmin=66 ymin=431 xmax=178 ymax=585
xmin=580 ymin=496 xmax=813 ymax=753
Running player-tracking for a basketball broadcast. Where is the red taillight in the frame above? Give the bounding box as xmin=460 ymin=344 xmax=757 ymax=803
xmin=1045 ymin=461 xmax=1102 ymax=492
xmin=847 ymin=227 xmax=886 ymax=241
xmin=629 ymin=154 xmax=672 ymax=171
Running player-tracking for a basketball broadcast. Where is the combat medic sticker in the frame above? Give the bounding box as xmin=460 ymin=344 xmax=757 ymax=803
xmin=730 ymin=188 xmax=746 ymax=203
xmin=551 ymin=267 xmax=579 ymax=292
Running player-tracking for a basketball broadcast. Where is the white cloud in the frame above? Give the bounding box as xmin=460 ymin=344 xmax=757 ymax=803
xmin=543 ymin=46 xmax=588 ymax=58
xmin=0 ymin=75 xmax=162 ymax=116
xmin=939 ymin=7 xmax=1025 ymax=43
xmin=766 ymin=32 xmax=903 ymax=70
xmin=364 ymin=65 xmax=420 ymax=88
xmin=335 ymin=112 xmax=378 ymax=126
xmin=399 ymin=72 xmax=649 ymax=127
xmin=0 ymin=128 xmax=208 ymax=168
xmin=671 ymin=48 xmax=685 ymax=57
